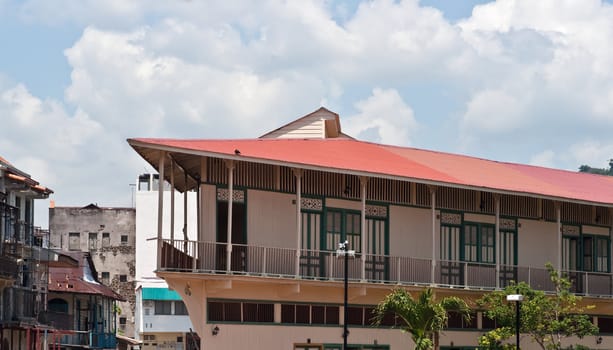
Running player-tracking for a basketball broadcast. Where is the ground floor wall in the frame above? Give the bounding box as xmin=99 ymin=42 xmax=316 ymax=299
xmin=140 ymin=332 xmax=186 ymax=350
xmin=163 ymin=273 xmax=613 ymax=350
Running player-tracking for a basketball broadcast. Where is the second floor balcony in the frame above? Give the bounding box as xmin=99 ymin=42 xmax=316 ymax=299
xmin=158 ymin=238 xmax=613 ymax=298
xmin=47 ymin=331 xmax=117 ymax=349
xmin=0 ymin=254 xmax=18 ymax=281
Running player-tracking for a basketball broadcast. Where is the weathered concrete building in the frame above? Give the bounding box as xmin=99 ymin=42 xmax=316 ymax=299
xmin=49 ymin=204 xmax=137 ymax=339
xmin=0 ymin=155 xmax=53 ymax=349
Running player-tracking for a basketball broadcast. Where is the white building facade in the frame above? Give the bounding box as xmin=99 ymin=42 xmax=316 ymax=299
xmin=135 ymin=174 xmax=195 ymax=350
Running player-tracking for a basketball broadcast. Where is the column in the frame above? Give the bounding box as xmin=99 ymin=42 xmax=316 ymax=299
xmin=360 ymin=177 xmax=368 ymax=281
xmin=495 ymin=195 xmax=500 ymax=289
xmin=556 ymin=202 xmax=562 ymax=271
xmin=430 ymin=186 xmax=436 ymax=284
xmin=226 ymin=160 xmax=234 ymax=272
xmin=157 ymin=152 xmax=165 ymax=270
xmin=294 ymin=169 xmax=302 ymax=277
xmin=183 ymin=172 xmax=188 ymax=240
xmin=170 ymin=160 xmax=175 ymax=242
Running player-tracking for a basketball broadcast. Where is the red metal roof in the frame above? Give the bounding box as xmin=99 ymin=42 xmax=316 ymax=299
xmin=128 ymin=137 xmax=613 ymax=206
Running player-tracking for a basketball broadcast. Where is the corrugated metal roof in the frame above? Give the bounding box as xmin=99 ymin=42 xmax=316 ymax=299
xmin=48 ymin=252 xmax=123 ymax=301
xmin=128 ymin=138 xmax=613 ymax=207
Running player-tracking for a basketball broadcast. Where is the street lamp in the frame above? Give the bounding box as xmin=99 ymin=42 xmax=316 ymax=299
xmin=507 ymin=294 xmax=524 ymax=350
xmin=337 ymin=240 xmax=355 ymax=350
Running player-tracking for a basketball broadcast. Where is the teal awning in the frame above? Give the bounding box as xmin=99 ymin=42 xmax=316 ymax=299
xmin=142 ymin=288 xmax=182 ymax=300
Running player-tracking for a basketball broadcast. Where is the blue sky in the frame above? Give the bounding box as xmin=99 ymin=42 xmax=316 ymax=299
xmin=1 ymin=0 xmax=613 ymax=226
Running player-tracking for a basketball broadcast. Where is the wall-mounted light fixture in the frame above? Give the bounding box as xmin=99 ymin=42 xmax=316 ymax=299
xmin=212 ymin=325 xmax=220 ymax=336
xmin=596 ymin=336 xmax=603 ymax=344
xmin=184 ymin=282 xmax=192 ymax=296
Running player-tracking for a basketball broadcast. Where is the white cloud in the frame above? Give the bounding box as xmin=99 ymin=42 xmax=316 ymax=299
xmin=459 ymin=0 xmax=613 ymax=122
xmin=2 ymin=0 xmax=613 ymax=226
xmin=344 ymin=88 xmax=417 ymax=146
xmin=569 ymin=141 xmax=613 ymax=169
xmin=0 ymin=83 xmax=133 ymax=225
xmin=462 ymin=89 xmax=526 ymax=132
xmin=529 ymin=150 xmax=556 ymax=168
xmin=63 ymin=26 xmax=327 ymax=138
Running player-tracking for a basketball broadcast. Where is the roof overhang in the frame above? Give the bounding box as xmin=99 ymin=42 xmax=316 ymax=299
xmin=128 ymin=138 xmax=613 ymax=208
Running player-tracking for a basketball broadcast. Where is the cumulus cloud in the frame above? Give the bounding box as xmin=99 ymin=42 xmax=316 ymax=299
xmin=529 ymin=150 xmax=556 ymax=168
xmin=2 ymin=0 xmax=613 ymax=226
xmin=0 ymin=83 xmax=136 ymax=222
xmin=462 ymin=89 xmax=526 ymax=132
xmin=64 ymin=26 xmax=326 ymax=138
xmin=569 ymin=141 xmax=613 ymax=170
xmin=344 ymin=88 xmax=417 ymax=146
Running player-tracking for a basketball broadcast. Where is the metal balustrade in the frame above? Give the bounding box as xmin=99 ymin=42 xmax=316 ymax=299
xmin=158 ymin=238 xmax=613 ymax=297
xmin=52 ymin=331 xmax=117 ymax=349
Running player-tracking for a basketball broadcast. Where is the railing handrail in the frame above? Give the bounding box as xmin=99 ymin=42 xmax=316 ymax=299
xmin=158 ymin=238 xmax=613 ymax=297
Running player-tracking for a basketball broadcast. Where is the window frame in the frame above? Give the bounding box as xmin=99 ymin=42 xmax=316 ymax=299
xmin=154 ymin=300 xmax=172 ymax=315
xmin=68 ymin=232 xmax=80 ymax=251
xmin=461 ymin=222 xmax=496 ymax=264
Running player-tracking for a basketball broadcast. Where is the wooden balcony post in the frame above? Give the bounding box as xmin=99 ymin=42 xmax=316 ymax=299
xmin=495 ymin=194 xmax=500 ymax=289
xmin=170 ymin=159 xmax=175 ymax=242
xmin=226 ymin=160 xmax=234 ymax=272
xmin=556 ymin=201 xmax=561 ymax=271
xmin=430 ymin=186 xmax=436 ymax=284
xmin=198 ymin=157 xmax=207 ymax=270
xmin=157 ymin=152 xmax=165 ymax=270
xmin=360 ymin=176 xmax=368 ymax=282
xmin=183 ymin=172 xmax=188 ymax=241
xmin=293 ymin=169 xmax=302 ymax=277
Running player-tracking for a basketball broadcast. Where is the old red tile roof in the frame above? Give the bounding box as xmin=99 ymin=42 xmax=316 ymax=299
xmin=0 ymin=155 xmax=53 ymax=195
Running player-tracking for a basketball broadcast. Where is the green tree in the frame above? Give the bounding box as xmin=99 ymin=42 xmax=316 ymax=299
xmin=578 ymin=159 xmax=613 ymax=176
xmin=372 ymin=288 xmax=470 ymax=350
xmin=477 ymin=263 xmax=598 ymax=350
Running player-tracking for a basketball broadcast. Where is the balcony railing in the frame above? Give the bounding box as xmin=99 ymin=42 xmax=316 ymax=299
xmin=51 ymin=331 xmax=117 ymax=349
xmin=159 ymin=239 xmax=613 ymax=297
xmin=39 ymin=311 xmax=73 ymax=329
xmin=1 ymin=287 xmax=38 ymax=321
xmin=0 ymin=255 xmax=18 ymax=280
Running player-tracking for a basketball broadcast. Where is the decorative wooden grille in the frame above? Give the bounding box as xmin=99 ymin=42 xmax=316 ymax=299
xmin=366 ymin=178 xmax=410 ymax=204
xmin=499 ymin=194 xmax=538 ymax=218
xmin=415 ymin=183 xmax=432 ymax=207
xmin=436 ymin=187 xmax=476 ymax=212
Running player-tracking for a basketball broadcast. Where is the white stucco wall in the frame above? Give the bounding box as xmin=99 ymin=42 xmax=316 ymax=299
xmin=389 ymin=205 xmax=433 ymax=259
xmin=247 ymin=190 xmax=296 ymax=248
xmin=200 ymin=184 xmax=216 ymax=242
xmin=135 ymin=190 xmax=198 ymax=282
xmin=517 ymin=219 xmax=558 ymax=268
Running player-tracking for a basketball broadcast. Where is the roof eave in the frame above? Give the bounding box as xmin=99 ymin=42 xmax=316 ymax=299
xmin=128 ymin=139 xmax=613 ymax=208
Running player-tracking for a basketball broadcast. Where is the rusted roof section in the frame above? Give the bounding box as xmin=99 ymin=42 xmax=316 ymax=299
xmin=128 ymin=136 xmax=613 ymax=207
xmin=48 ymin=251 xmax=124 ymax=301
xmin=0 ymin=155 xmax=53 ymax=195
xmin=0 ymin=155 xmax=12 ymax=167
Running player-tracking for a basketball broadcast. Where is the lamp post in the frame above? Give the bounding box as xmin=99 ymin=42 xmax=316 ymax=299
xmin=337 ymin=240 xmax=355 ymax=350
xmin=507 ymin=294 xmax=524 ymax=350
